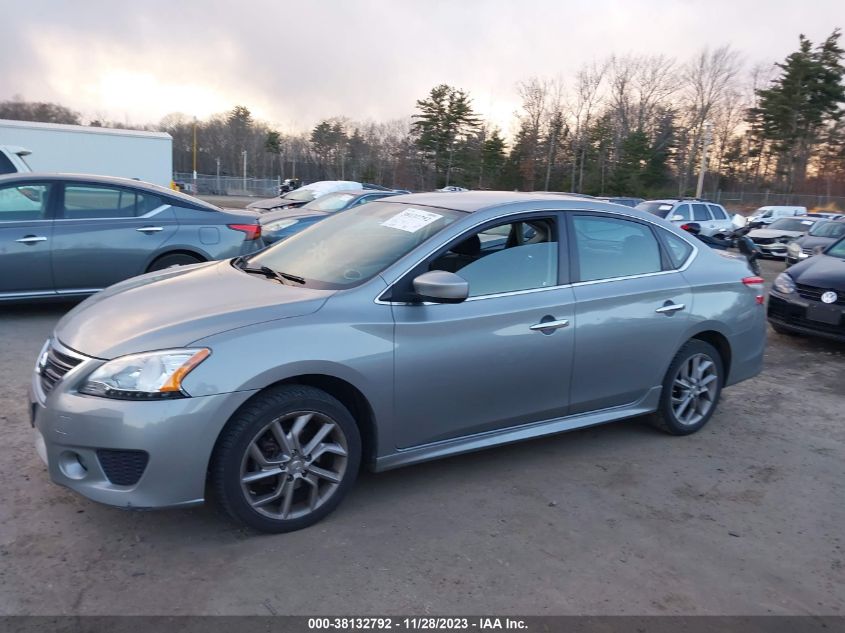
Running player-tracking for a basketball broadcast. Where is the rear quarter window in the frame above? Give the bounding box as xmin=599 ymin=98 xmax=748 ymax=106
xmin=659 ymin=229 xmax=694 ymax=268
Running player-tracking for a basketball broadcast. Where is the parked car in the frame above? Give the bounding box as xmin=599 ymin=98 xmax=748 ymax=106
xmin=247 ymin=181 xmax=406 ymax=212
xmin=261 ymin=189 xmax=405 ymax=243
xmin=0 ymin=173 xmax=264 ymax=301
xmin=596 ymin=196 xmax=644 ymax=208
xmin=436 ymin=186 xmax=469 ymax=192
xmin=786 ymin=219 xmax=845 ymax=266
xmin=30 ymin=192 xmax=766 ymax=532
xmin=636 ymin=199 xmax=734 ymax=237
xmin=768 ymin=235 xmax=845 ymax=342
xmin=747 ymin=205 xmax=807 ymax=227
xmin=747 ymin=216 xmax=823 ymax=258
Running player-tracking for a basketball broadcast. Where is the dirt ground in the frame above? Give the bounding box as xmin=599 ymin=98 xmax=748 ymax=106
xmin=0 ymin=258 xmax=843 ymax=616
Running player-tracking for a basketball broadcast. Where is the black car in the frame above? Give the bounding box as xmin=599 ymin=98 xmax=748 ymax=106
xmin=785 ymin=218 xmax=845 ymax=266
xmin=768 ymin=236 xmax=845 ymax=342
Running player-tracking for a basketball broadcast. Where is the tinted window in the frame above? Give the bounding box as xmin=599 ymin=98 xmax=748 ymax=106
xmin=692 ymin=204 xmax=711 ymax=221
xmin=0 ymin=184 xmax=51 ymax=221
xmin=63 ymin=185 xmax=138 ymax=218
xmin=137 ymin=192 xmax=165 ymax=215
xmin=248 ymin=203 xmax=462 ymax=289
xmin=0 ymin=152 xmax=16 ymax=175
xmin=430 ymin=219 xmax=558 ymax=297
xmin=660 ymin=230 xmax=694 ymax=268
xmin=768 ymin=218 xmax=817 ymax=232
xmin=708 ymin=204 xmax=728 ymax=220
xmin=573 ymin=215 xmax=662 ymax=281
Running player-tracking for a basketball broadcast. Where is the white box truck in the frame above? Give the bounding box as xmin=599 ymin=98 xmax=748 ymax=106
xmin=0 ymin=119 xmax=173 ymax=187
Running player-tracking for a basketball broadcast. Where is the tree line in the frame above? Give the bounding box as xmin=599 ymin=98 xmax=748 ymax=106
xmin=1 ymin=29 xmax=842 ymax=197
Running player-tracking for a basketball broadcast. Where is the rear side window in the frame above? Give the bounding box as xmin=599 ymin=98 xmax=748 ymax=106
xmin=659 ymin=230 xmax=694 ymax=268
xmin=572 ymin=215 xmax=662 ymax=282
xmin=0 ymin=183 xmax=51 ymax=221
xmin=63 ymin=185 xmax=140 ymax=218
xmin=692 ymin=204 xmax=712 ymax=221
xmin=137 ymin=192 xmax=166 ymax=215
xmin=708 ymin=204 xmax=728 ymax=220
xmin=0 ymin=152 xmax=16 ymax=175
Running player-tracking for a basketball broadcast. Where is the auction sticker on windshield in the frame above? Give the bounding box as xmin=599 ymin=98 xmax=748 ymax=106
xmin=381 ymin=208 xmax=442 ymax=232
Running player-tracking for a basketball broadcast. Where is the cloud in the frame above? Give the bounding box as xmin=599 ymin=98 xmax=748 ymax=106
xmin=1 ymin=0 xmax=841 ymax=133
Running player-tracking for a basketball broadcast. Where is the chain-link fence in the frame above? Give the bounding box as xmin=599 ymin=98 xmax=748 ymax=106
xmin=710 ymin=191 xmax=845 ymax=212
xmin=173 ymin=172 xmax=280 ymax=197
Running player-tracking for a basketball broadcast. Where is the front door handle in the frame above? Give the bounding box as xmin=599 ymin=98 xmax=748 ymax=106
xmin=655 ymin=302 xmax=685 ymax=315
xmin=529 ymin=318 xmax=570 ymax=332
xmin=136 ymin=226 xmax=164 ymax=234
xmin=15 ymin=235 xmax=47 ymax=244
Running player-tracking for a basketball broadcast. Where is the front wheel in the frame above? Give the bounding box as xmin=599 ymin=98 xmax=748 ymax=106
xmin=211 ymin=385 xmax=361 ymax=533
xmin=649 ymin=340 xmax=724 ymax=435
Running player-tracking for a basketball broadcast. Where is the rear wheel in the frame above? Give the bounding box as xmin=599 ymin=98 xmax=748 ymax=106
xmin=211 ymin=385 xmax=361 ymax=533
xmin=147 ymin=253 xmax=203 ymax=272
xmin=649 ymin=340 xmax=724 ymax=435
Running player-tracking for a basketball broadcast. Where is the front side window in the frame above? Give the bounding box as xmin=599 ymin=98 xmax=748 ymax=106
xmin=0 ymin=183 xmax=51 ymax=221
xmin=573 ymin=215 xmax=662 ymax=282
xmin=692 ymin=204 xmax=712 ymax=221
xmin=63 ymin=185 xmax=139 ymax=218
xmin=247 ymin=202 xmax=462 ymax=288
xmin=429 ymin=218 xmax=558 ymax=297
xmin=672 ymin=204 xmax=692 ymax=221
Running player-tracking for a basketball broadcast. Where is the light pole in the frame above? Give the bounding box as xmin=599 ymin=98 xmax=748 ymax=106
xmin=695 ymin=120 xmax=713 ymax=199
xmin=191 ymin=116 xmax=198 ymax=195
xmin=242 ymin=150 xmax=247 ymax=192
xmin=215 ymin=157 xmax=221 ymax=194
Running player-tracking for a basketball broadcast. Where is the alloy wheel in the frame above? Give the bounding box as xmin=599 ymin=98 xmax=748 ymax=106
xmin=670 ymin=353 xmax=719 ymax=426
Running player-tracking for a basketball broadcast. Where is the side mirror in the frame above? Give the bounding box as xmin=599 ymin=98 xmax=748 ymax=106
xmin=412 ymin=270 xmax=468 ymax=303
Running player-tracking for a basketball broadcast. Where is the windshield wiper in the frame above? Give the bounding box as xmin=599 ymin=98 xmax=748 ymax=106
xmin=232 ymin=256 xmax=305 ymax=285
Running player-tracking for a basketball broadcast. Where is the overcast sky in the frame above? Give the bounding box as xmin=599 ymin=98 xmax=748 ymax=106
xmin=1 ymin=0 xmax=842 ymax=136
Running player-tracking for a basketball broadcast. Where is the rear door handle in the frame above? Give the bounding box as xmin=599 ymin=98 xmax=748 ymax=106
xmin=15 ymin=235 xmax=47 ymax=244
xmin=136 ymin=226 xmax=164 ymax=234
xmin=529 ymin=318 xmax=570 ymax=332
xmin=655 ymin=303 xmax=685 ymax=315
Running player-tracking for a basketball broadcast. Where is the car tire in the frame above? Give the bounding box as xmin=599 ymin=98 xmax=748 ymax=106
xmin=649 ymin=339 xmax=724 ymax=436
xmin=210 ymin=385 xmax=361 ymax=533
xmin=147 ymin=253 xmax=203 ymax=272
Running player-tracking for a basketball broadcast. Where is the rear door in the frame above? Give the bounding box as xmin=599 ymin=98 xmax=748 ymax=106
xmin=51 ymin=182 xmax=179 ymax=292
xmin=691 ymin=203 xmax=717 ymax=235
xmin=707 ymin=204 xmax=733 ymax=235
xmin=568 ymin=213 xmax=693 ymax=414
xmin=0 ymin=181 xmax=56 ymax=298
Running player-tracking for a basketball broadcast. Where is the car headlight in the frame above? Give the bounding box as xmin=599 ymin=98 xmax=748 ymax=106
xmin=773 ymin=272 xmax=796 ymax=295
xmin=264 ymin=218 xmax=299 ymax=231
xmin=79 ymin=348 xmax=210 ymax=400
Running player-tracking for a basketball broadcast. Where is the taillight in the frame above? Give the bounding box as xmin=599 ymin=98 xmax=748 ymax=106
xmin=742 ymin=276 xmax=765 ymax=305
xmin=228 ymin=224 xmax=261 ymax=240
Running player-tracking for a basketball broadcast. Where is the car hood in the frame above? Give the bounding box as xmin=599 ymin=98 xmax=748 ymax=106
xmin=259 ymin=207 xmax=330 ymax=225
xmin=246 ymin=197 xmax=309 ymax=211
xmin=748 ymin=228 xmax=804 ymax=239
xmin=788 ymin=254 xmax=845 ymax=291
xmin=793 ymin=235 xmax=836 ymax=249
xmin=55 ymin=260 xmax=334 ymax=359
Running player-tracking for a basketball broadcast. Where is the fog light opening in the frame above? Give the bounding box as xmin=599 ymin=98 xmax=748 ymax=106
xmin=59 ymin=451 xmax=88 ymax=480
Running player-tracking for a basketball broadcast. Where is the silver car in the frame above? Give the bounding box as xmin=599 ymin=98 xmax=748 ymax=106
xmin=29 ymin=192 xmax=766 ymax=532
xmin=0 ymin=173 xmax=264 ymax=301
xmin=636 ymin=199 xmax=734 ymax=237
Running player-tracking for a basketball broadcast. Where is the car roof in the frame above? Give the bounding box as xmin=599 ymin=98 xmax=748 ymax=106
xmin=373 ymin=190 xmax=649 ymax=215
xmin=0 ymin=172 xmax=220 ymax=211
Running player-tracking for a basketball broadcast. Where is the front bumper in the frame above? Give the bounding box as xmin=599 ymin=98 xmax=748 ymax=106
xmin=30 ymin=346 xmax=257 ymax=509
xmin=754 ymin=242 xmax=789 ymax=257
xmin=767 ymin=292 xmax=845 ymax=342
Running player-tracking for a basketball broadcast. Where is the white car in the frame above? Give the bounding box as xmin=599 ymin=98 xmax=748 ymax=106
xmin=636 ymin=199 xmax=734 ymax=237
xmin=747 ymin=206 xmax=807 ymax=226
xmin=747 ymin=216 xmax=822 ymax=258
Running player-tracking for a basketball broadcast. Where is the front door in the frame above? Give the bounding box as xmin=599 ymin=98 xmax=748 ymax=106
xmin=0 ymin=181 xmax=55 ymax=298
xmin=391 ymin=214 xmax=575 ymax=448
xmin=51 ymin=182 xmax=179 ymax=292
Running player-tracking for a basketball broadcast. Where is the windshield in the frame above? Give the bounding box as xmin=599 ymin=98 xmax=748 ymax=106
xmin=635 ymin=202 xmax=674 ymax=218
xmin=809 ymin=221 xmax=845 ymax=238
xmin=282 ymin=188 xmax=317 ymax=202
xmin=302 ymin=192 xmax=358 ymax=212
xmin=767 ymin=218 xmax=816 ymax=232
xmin=246 ymin=202 xmax=462 ymax=289
xmin=827 ymin=237 xmax=845 ymax=259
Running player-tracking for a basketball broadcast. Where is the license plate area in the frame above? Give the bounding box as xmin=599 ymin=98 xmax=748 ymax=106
xmin=806 ymin=303 xmax=842 ymax=325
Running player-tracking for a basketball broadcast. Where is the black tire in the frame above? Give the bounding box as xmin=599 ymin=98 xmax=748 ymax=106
xmin=649 ymin=339 xmax=724 ymax=436
xmin=147 ymin=253 xmax=203 ymax=272
xmin=210 ymin=385 xmax=361 ymax=533
xmin=770 ymin=322 xmax=798 ymax=336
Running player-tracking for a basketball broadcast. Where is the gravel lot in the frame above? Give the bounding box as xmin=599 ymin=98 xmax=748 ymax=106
xmin=1 ymin=258 xmax=843 ymax=616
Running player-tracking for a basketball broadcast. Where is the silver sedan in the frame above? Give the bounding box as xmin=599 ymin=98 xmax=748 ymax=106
xmin=30 ymin=192 xmax=767 ymax=532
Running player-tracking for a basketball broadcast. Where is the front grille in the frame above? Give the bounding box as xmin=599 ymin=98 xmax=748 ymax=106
xmin=796 ymin=283 xmax=845 ymax=305
xmin=802 ymin=248 xmax=816 ymax=255
xmin=769 ymin=299 xmax=845 ymax=335
xmin=39 ymin=343 xmax=84 ymax=395
xmin=97 ymin=449 xmax=149 ymax=486
xmin=752 ymin=237 xmax=775 ymax=245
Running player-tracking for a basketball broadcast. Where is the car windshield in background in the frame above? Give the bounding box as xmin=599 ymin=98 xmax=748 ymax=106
xmin=282 ymin=188 xmax=317 ymax=202
xmin=635 ymin=202 xmax=674 ymax=218
xmin=826 ymin=237 xmax=845 ymax=259
xmin=768 ymin=218 xmax=816 ymax=231
xmin=303 ymin=192 xmax=357 ymax=212
xmin=809 ymin=221 xmax=845 ymax=238
xmin=247 ymin=202 xmax=462 ymax=289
